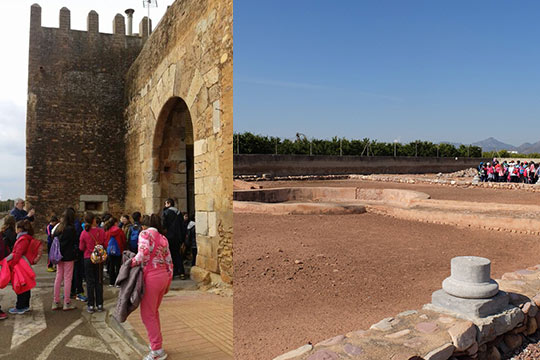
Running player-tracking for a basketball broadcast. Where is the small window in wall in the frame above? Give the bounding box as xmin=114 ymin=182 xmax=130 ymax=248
xmin=79 ymin=195 xmax=109 ymax=213
xmin=85 ymin=202 xmax=103 ymax=212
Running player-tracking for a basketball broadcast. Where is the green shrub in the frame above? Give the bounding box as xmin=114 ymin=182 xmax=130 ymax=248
xmin=233 ymin=132 xmax=482 ymax=157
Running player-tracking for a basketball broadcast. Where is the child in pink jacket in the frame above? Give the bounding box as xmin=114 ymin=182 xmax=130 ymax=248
xmin=131 ymin=214 xmax=173 ymax=360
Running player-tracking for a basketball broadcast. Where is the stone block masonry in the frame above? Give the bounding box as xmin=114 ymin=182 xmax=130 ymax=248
xmin=26 ymin=0 xmax=233 ymax=284
xmin=26 ymin=4 xmax=143 ymax=231
xmin=123 ymin=0 xmax=233 ymax=284
xmin=277 ymin=259 xmax=540 ymax=360
xmin=431 ymin=256 xmax=507 ymax=318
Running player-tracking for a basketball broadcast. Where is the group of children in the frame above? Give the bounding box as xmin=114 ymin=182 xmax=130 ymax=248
xmin=478 ymin=159 xmax=539 ymax=184
xmin=0 ymin=204 xmax=197 ymax=318
xmin=0 ymin=202 xmax=197 ymax=360
xmin=0 ymin=218 xmax=38 ymax=316
xmin=0 ymin=200 xmax=38 ymax=316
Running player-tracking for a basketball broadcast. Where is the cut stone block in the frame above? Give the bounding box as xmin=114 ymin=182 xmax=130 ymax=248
xmin=196 ymin=211 xmax=208 ymax=236
xmin=450 ymin=256 xmax=492 ymax=283
xmin=208 ymin=211 xmax=217 ymax=237
xmin=442 ymin=256 xmax=499 ymax=299
xmin=431 ymin=289 xmax=509 ymax=318
xmin=425 ymin=302 xmax=523 ymax=345
xmin=424 ymin=343 xmax=454 ymax=360
xmin=442 ymin=277 xmax=499 ymax=299
xmin=448 ymin=321 xmax=476 ymax=351
xmin=475 ymin=307 xmax=524 ymax=344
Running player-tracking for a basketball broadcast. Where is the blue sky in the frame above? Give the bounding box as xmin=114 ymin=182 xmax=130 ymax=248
xmin=234 ymin=0 xmax=540 ymax=145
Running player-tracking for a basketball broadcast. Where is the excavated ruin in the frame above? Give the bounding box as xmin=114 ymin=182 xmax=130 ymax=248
xmin=234 ymin=186 xmax=540 ymax=234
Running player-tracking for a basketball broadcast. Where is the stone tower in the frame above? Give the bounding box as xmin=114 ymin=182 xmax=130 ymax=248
xmin=26 ymin=0 xmax=233 ymax=284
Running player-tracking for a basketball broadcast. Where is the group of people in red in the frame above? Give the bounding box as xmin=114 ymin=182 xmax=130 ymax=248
xmin=0 ymin=198 xmax=38 ymax=316
xmin=0 ymin=197 xmax=195 ymax=360
xmin=478 ymin=158 xmax=539 ymax=184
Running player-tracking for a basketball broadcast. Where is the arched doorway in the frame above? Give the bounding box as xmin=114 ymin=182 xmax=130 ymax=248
xmin=152 ymin=97 xmax=195 ymax=216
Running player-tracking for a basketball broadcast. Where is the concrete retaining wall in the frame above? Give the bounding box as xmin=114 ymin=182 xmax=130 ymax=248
xmin=234 ymin=155 xmax=487 ymax=177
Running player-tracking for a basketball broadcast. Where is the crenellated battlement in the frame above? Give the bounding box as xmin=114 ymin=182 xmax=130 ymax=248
xmin=87 ymin=10 xmax=98 ymax=33
xmin=30 ymin=3 xmax=152 ymax=37
xmin=26 ymin=4 xmax=148 ymax=233
xmin=26 ymin=0 xmax=234 ymax=286
xmin=59 ymin=7 xmax=70 ymax=29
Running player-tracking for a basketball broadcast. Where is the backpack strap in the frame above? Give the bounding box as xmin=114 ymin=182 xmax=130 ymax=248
xmin=89 ymin=231 xmax=99 ymax=246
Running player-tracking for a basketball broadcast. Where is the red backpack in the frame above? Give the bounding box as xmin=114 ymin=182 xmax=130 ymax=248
xmin=25 ymin=236 xmax=43 ymax=265
xmin=0 ymin=231 xmax=6 ymax=260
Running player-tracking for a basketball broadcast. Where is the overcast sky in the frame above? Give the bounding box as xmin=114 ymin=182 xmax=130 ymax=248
xmin=0 ymin=0 xmax=172 ymax=200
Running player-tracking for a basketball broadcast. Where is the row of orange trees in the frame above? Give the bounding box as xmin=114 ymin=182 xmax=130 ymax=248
xmin=233 ymin=132 xmax=483 ymax=157
xmin=0 ymin=200 xmax=14 ymax=213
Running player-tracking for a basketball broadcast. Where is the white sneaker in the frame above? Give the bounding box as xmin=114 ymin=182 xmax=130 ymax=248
xmin=143 ymin=349 xmax=167 ymax=360
xmin=63 ymin=302 xmax=76 ymax=311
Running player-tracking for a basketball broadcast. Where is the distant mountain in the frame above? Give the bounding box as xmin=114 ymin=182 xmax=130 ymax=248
xmin=517 ymin=142 xmax=533 ymax=153
xmin=517 ymin=141 xmax=540 ymax=154
xmin=434 ymin=138 xmax=540 ymax=154
xmin=472 ymin=137 xmax=517 ymax=152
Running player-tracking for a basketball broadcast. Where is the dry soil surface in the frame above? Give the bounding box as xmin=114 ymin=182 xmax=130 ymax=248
xmin=234 ymin=181 xmax=540 ymax=360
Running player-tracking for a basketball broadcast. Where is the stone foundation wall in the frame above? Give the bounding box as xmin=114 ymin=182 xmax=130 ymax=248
xmin=235 ymin=184 xmax=540 ymax=236
xmin=123 ymin=0 xmax=233 ymax=283
xmin=277 ymin=266 xmax=540 ymax=360
xmin=234 ymin=155 xmax=488 ymax=177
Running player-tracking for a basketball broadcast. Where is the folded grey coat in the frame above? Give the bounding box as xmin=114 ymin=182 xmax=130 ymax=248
xmin=113 ymin=250 xmax=144 ymax=323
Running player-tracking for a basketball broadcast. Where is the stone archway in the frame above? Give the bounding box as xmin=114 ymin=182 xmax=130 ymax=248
xmin=122 ymin=0 xmax=232 ymax=284
xmin=152 ymin=97 xmax=196 ymax=216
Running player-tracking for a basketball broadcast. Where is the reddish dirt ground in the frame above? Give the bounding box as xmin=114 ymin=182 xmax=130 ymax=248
xmin=233 ymin=181 xmax=540 ymax=360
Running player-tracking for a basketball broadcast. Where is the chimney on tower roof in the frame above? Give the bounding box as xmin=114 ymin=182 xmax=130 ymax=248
xmin=125 ymin=9 xmax=134 ymax=36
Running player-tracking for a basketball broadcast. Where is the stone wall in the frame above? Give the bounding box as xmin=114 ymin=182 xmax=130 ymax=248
xmin=234 ymin=154 xmax=488 ymax=177
xmin=26 ymin=5 xmax=143 ymax=230
xmin=276 ymin=264 xmax=540 ymax=360
xmin=25 ymin=0 xmax=233 ymax=284
xmin=123 ymin=0 xmax=233 ymax=283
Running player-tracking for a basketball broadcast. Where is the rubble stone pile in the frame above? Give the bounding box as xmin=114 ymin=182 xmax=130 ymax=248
xmin=442 ymin=168 xmax=479 ymax=178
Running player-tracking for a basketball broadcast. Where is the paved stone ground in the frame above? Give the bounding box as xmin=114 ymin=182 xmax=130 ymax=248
xmin=0 ymin=220 xmax=232 ymax=360
xmin=126 ymin=290 xmax=233 ymax=360
xmin=0 ymin=256 xmax=134 ymax=359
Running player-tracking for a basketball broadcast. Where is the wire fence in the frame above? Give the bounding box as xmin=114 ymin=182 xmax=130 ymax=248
xmin=233 ymin=132 xmax=483 ymax=158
